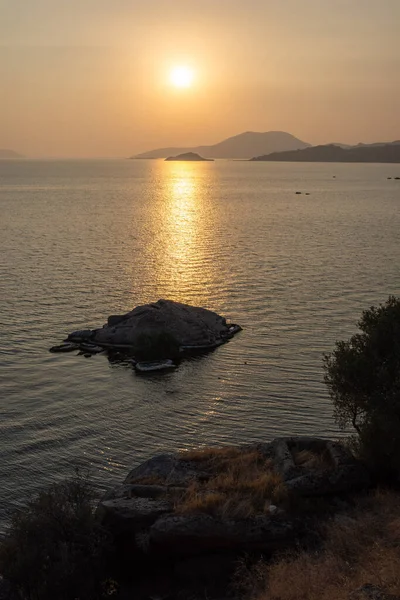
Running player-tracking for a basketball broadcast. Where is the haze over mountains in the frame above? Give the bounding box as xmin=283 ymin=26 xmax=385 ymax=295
xmin=0 ymin=149 xmax=24 ymax=159
xmin=133 ymin=131 xmax=311 ymax=160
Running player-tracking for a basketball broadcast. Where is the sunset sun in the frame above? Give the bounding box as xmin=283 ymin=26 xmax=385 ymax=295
xmin=170 ymin=66 xmax=194 ymax=88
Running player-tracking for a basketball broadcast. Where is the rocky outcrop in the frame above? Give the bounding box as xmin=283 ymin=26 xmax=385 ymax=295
xmin=98 ymin=437 xmax=370 ymax=563
xmin=270 ymin=437 xmax=370 ymax=496
xmin=91 ymin=300 xmax=240 ymax=355
xmin=50 ymin=300 xmax=241 ymax=361
xmin=149 ymin=513 xmax=296 ymax=556
xmin=98 ymin=497 xmax=172 ymax=534
xmin=124 ymin=453 xmax=209 ymax=487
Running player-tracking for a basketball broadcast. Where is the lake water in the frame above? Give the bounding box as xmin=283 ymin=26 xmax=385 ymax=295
xmin=1 ymin=159 xmax=399 ymax=529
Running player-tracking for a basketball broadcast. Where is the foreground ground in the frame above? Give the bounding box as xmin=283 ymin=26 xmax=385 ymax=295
xmin=238 ymin=488 xmax=400 ymax=600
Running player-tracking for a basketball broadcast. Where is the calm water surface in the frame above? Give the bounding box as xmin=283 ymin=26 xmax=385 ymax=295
xmin=1 ymin=159 xmax=399 ymax=528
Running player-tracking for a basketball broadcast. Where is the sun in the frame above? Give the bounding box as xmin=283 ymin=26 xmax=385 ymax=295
xmin=170 ymin=66 xmax=194 ymax=88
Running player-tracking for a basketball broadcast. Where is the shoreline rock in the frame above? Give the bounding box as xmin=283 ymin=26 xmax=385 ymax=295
xmin=98 ymin=437 xmax=370 ymax=563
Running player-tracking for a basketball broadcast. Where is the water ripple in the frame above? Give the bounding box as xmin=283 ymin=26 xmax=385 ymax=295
xmin=1 ymin=159 xmax=400 ymax=529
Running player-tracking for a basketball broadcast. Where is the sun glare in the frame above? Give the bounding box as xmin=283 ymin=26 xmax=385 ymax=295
xmin=170 ymin=66 xmax=194 ymax=88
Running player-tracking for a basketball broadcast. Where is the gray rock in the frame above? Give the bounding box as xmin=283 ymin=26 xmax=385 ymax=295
xmin=102 ymin=483 xmax=185 ymax=501
xmin=98 ymin=497 xmax=172 ymax=533
xmin=67 ymin=329 xmax=93 ymax=342
xmin=285 ymin=463 xmax=370 ymax=496
xmin=92 ymin=299 xmax=239 ymax=351
xmin=99 ymin=436 xmax=371 ymax=569
xmin=49 ymin=342 xmax=80 ymax=353
xmin=124 ymin=454 xmax=208 ymax=487
xmin=271 ymin=437 xmax=370 ymax=496
xmin=149 ymin=514 xmax=296 ymax=556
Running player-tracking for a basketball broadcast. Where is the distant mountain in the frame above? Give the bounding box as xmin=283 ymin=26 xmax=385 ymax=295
xmin=0 ymin=149 xmax=24 ymax=159
xmin=354 ymin=140 xmax=400 ymax=148
xmin=133 ymin=131 xmax=310 ymax=160
xmin=251 ymin=143 xmax=400 ymax=163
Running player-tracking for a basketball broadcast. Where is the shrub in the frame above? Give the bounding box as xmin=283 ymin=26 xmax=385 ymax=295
xmin=323 ymin=296 xmax=400 ymax=478
xmin=0 ymin=473 xmax=113 ymax=600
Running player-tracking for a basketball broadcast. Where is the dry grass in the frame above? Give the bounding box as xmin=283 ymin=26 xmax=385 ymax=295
xmin=239 ymin=489 xmax=400 ymax=600
xmin=175 ymin=447 xmax=286 ymax=518
xmin=292 ymin=448 xmax=334 ymax=471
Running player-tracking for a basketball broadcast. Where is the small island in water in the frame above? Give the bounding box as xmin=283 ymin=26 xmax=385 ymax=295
xmin=165 ymin=152 xmax=214 ymax=162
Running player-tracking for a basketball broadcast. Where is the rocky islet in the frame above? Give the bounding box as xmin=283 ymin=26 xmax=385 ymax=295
xmin=49 ymin=299 xmax=242 ymax=367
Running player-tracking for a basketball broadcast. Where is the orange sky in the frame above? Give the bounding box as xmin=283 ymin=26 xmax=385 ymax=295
xmin=1 ymin=0 xmax=399 ymax=157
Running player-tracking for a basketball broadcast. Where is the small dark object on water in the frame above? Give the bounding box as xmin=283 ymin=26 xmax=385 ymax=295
xmin=395 ymin=177 xmax=400 ymax=180
xmin=295 ymin=191 xmax=302 ymax=195
xmin=305 ymin=193 xmax=310 ymax=195
xmin=225 ymin=324 xmax=242 ymax=337
xmin=135 ymin=359 xmax=176 ymax=373
xmin=388 ymin=177 xmax=392 ymax=180
xmin=49 ymin=343 xmax=79 ymax=353
xmin=333 ymin=175 xmax=336 ymax=178
xmin=79 ymin=343 xmax=104 ymax=354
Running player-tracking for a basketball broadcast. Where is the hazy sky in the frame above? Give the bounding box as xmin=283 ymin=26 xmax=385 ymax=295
xmin=1 ymin=0 xmax=399 ymax=157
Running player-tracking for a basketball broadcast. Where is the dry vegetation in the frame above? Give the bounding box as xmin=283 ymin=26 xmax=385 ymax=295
xmin=175 ymin=446 xmax=287 ymax=518
xmin=239 ymin=489 xmax=400 ymax=600
xmin=292 ymin=448 xmax=334 ymax=471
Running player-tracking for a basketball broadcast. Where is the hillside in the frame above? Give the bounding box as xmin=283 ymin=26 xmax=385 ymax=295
xmin=0 ymin=149 xmax=24 ymax=159
xmin=251 ymin=143 xmax=400 ymax=163
xmin=133 ymin=131 xmax=310 ymax=160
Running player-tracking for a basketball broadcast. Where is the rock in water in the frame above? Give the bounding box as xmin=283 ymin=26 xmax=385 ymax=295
xmin=92 ymin=299 xmax=241 ymax=357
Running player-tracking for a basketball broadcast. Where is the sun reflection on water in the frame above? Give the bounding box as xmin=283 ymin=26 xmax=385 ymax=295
xmin=139 ymin=161 xmax=218 ymax=305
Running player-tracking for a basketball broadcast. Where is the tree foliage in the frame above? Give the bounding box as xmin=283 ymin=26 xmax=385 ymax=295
xmin=323 ymin=296 xmax=400 ymax=476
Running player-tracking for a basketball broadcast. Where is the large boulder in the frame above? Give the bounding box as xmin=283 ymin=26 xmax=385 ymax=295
xmin=98 ymin=437 xmax=370 ymax=568
xmin=98 ymin=497 xmax=172 ymax=534
xmin=124 ymin=453 xmax=209 ymax=487
xmin=271 ymin=437 xmax=370 ymax=496
xmin=92 ymin=299 xmax=240 ymax=354
xmin=149 ymin=513 xmax=296 ymax=556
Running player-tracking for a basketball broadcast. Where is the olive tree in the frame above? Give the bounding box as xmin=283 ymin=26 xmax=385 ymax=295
xmin=323 ymin=296 xmax=400 ymax=477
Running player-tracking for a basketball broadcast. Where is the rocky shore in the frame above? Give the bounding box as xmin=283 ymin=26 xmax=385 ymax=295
xmin=97 ymin=436 xmax=370 ymax=595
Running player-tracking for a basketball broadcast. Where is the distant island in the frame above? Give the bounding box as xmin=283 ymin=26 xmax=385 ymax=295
xmin=251 ymin=142 xmax=400 ymax=163
xmin=0 ymin=149 xmax=24 ymax=159
xmin=132 ymin=131 xmax=310 ymax=160
xmin=165 ymin=152 xmax=213 ymax=162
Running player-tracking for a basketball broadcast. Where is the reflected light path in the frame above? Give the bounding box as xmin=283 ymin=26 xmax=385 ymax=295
xmin=145 ymin=161 xmax=222 ymax=308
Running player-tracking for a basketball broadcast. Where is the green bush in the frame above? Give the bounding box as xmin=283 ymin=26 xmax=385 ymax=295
xmin=0 ymin=473 xmax=114 ymax=600
xmin=323 ymin=296 xmax=400 ymax=478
